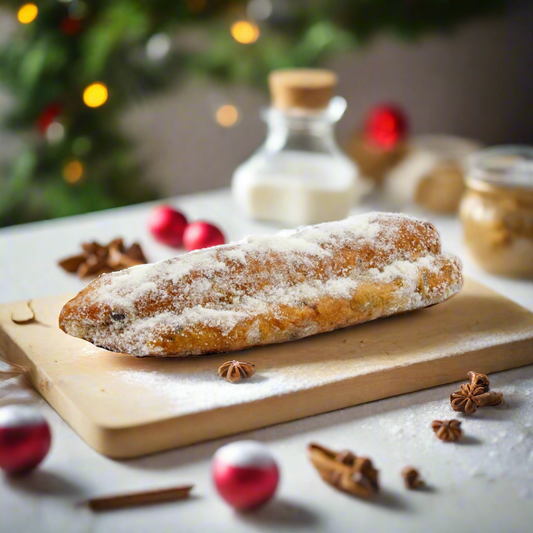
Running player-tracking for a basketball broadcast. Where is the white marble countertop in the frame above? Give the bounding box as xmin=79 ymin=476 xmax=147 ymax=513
xmin=1 ymin=189 xmax=532 ymax=533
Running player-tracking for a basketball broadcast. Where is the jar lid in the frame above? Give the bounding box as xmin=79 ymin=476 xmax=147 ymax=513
xmin=268 ymin=68 xmax=338 ymax=111
xmin=468 ymin=145 xmax=533 ymax=190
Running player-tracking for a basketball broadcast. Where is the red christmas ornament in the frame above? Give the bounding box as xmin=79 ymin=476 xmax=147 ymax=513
xmin=60 ymin=17 xmax=82 ymax=36
xmin=183 ymin=221 xmax=225 ymax=252
xmin=364 ymin=104 xmax=408 ymax=150
xmin=0 ymin=406 xmax=51 ymax=476
xmin=213 ymin=440 xmax=279 ymax=510
xmin=36 ymin=104 xmax=62 ymax=135
xmin=148 ymin=205 xmax=188 ymax=248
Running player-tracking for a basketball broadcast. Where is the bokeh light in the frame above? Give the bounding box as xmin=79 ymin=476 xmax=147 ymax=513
xmin=146 ymin=33 xmax=170 ymax=61
xmin=215 ymin=105 xmax=239 ymax=127
xmin=17 ymin=4 xmax=38 ymax=24
xmin=247 ymin=0 xmax=272 ymax=21
xmin=83 ymin=83 xmax=108 ymax=108
xmin=63 ymin=159 xmax=84 ymax=184
xmin=230 ymin=21 xmax=260 ymax=44
xmin=46 ymin=122 xmax=65 ymax=143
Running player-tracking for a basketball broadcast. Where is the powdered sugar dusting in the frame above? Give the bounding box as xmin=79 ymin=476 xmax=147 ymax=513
xmin=110 ymin=324 xmax=532 ymax=419
xmin=61 ymin=212 xmax=461 ymax=356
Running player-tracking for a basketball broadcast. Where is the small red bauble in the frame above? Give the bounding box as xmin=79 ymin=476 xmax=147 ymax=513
xmin=60 ymin=17 xmax=82 ymax=36
xmin=183 ymin=221 xmax=225 ymax=252
xmin=148 ymin=205 xmax=188 ymax=247
xmin=212 ymin=440 xmax=279 ymax=510
xmin=364 ymin=104 xmax=408 ymax=150
xmin=0 ymin=406 xmax=51 ymax=476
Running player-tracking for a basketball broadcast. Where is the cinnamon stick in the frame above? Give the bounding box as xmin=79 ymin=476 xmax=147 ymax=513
xmin=83 ymin=484 xmax=194 ymax=511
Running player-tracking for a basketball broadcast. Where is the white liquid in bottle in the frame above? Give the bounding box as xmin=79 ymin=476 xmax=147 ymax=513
xmin=233 ymin=151 xmax=360 ymax=226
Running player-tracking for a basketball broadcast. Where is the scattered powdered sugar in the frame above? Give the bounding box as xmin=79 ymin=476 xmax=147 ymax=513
xmin=109 ymin=318 xmax=532 ymax=419
xmin=80 ymin=344 xmax=104 ymax=357
xmin=377 ymin=371 xmax=533 ymax=498
xmin=62 ymin=212 xmax=460 ymax=355
xmin=112 ymin=367 xmax=302 ymax=412
xmin=110 ymin=360 xmax=533 ymax=498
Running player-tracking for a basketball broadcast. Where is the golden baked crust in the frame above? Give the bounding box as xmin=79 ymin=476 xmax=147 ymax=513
xmin=59 ymin=213 xmax=462 ymax=357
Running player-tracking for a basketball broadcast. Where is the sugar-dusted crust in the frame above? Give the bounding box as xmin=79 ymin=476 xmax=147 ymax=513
xmin=59 ymin=213 xmax=462 ymax=357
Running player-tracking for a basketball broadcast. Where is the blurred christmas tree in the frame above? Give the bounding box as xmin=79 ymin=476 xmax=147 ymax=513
xmin=0 ymin=0 xmax=507 ymax=226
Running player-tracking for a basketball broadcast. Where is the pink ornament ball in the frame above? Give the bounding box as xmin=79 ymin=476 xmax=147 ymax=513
xmin=183 ymin=221 xmax=225 ymax=252
xmin=212 ymin=440 xmax=279 ymax=510
xmin=148 ymin=205 xmax=188 ymax=247
xmin=0 ymin=406 xmax=51 ymax=476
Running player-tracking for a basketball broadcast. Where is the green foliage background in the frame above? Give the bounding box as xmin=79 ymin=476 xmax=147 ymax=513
xmin=0 ymin=0 xmax=506 ymax=226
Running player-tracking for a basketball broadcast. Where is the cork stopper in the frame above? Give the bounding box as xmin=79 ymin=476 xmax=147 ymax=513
xmin=268 ymin=68 xmax=338 ymax=111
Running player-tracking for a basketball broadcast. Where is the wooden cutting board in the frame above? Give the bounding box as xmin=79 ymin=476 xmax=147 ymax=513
xmin=0 ymin=278 xmax=532 ymax=459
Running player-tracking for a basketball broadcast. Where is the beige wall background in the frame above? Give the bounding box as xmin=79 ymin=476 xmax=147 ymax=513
xmin=1 ymin=2 xmax=532 ymax=197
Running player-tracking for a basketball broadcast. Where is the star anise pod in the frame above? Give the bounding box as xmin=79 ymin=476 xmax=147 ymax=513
xmin=217 ymin=360 xmax=255 ymax=383
xmin=58 ymin=238 xmax=148 ymax=278
xmin=450 ymin=383 xmax=486 ymax=415
xmin=431 ymin=419 xmax=463 ymax=442
xmin=475 ymin=391 xmax=504 ymax=407
xmin=401 ymin=466 xmax=424 ymax=489
xmin=467 ymin=371 xmax=490 ymax=393
xmin=307 ymin=443 xmax=379 ymax=498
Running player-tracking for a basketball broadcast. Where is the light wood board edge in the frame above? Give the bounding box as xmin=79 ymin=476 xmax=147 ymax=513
xmin=2 ymin=322 xmax=531 ymax=458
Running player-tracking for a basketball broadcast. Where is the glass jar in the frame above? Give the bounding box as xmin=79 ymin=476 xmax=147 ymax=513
xmin=232 ymin=97 xmax=366 ymax=226
xmin=460 ymin=145 xmax=533 ymax=278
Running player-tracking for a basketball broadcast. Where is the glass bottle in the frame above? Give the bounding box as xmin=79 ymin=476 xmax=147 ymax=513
xmin=232 ymin=69 xmax=366 ymax=226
